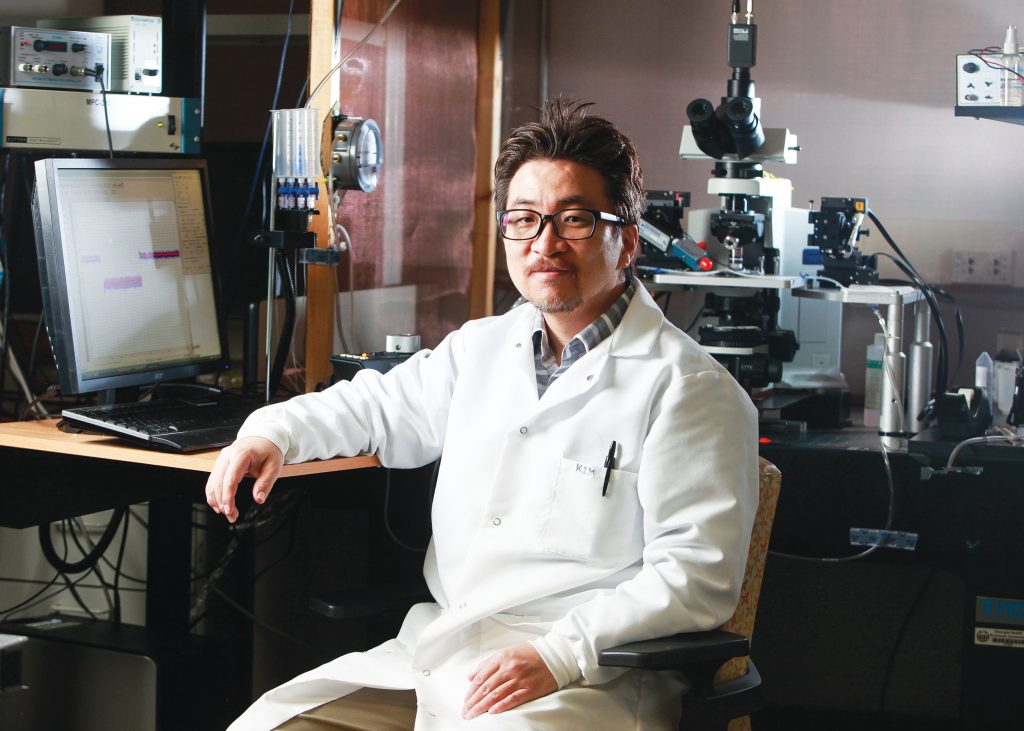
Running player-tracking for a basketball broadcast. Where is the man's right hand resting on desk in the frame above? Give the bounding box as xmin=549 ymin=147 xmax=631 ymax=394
xmin=206 ymin=436 xmax=283 ymax=524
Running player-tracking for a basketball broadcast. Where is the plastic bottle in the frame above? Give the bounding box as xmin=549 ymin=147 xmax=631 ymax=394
xmin=975 ymin=351 xmax=995 ymax=402
xmin=1001 ymin=25 xmax=1023 ymax=106
xmin=864 ymin=333 xmax=884 ymax=427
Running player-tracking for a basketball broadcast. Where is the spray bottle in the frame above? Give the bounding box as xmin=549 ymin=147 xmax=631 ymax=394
xmin=1002 ymin=25 xmax=1023 ymax=106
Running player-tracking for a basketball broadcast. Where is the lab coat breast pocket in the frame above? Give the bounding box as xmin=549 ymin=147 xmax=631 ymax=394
xmin=541 ymin=457 xmax=642 ymax=565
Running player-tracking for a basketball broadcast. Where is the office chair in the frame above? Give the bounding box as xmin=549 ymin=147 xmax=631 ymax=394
xmin=310 ymin=459 xmax=780 ymax=731
xmin=598 ymin=457 xmax=781 ymax=731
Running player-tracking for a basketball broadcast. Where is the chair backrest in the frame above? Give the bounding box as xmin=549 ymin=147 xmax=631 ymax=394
xmin=714 ymin=457 xmax=781 ymax=729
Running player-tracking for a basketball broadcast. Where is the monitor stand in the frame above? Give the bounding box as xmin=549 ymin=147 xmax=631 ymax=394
xmin=98 ymin=386 xmax=141 ymax=406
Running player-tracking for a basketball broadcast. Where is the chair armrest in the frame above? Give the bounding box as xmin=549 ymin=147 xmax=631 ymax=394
xmin=598 ymin=628 xmax=749 ymax=699
xmin=597 ymin=629 xmax=748 ymax=671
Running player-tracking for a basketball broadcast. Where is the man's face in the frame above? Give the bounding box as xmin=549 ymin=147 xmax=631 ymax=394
xmin=502 ymin=159 xmax=638 ymax=328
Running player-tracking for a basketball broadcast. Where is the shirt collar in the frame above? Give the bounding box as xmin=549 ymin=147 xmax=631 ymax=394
xmin=531 ymin=277 xmax=636 ymax=362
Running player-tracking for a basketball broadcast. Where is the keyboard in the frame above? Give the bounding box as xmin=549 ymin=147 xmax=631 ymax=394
xmin=61 ymin=395 xmax=264 ymax=452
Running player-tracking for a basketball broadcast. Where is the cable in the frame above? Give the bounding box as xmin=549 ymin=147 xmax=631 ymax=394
xmin=56 ymin=573 xmax=98 ymax=620
xmin=109 ymin=508 xmax=131 ymax=623
xmin=945 ymin=433 xmax=1024 ymax=470
xmin=928 ymin=285 xmax=965 ymax=384
xmin=27 ymin=313 xmax=45 ymax=381
xmin=190 ymin=487 xmax=306 ymax=624
xmin=268 ymin=252 xmax=297 ymax=399
xmin=207 ymin=583 xmax=316 ymax=651
xmin=769 ymin=437 xmax=898 ymax=563
xmin=38 ymin=508 xmax=126 ymax=574
xmin=98 ymin=75 xmax=114 ymax=158
xmin=334 ymin=221 xmax=354 ymax=354
xmin=67 ymin=518 xmax=116 ymax=617
xmin=0 ymin=153 xmax=12 ymax=414
xmin=682 ymin=303 xmax=706 ymax=333
xmin=305 ymin=0 xmax=405 ymax=110
xmin=800 ymin=273 xmax=847 ymax=290
xmin=868 ymin=210 xmax=951 ymax=397
xmin=969 ymin=50 xmax=1024 ymax=82
xmin=652 ymin=290 xmax=672 ymax=314
xmin=876 ymin=251 xmax=949 ymax=397
xmin=877 ymin=275 xmax=964 ymax=389
xmin=871 ymin=306 xmax=906 ymax=435
xmin=3 ymin=570 xmax=105 ymax=621
xmin=19 ymin=384 xmax=57 ymax=420
xmin=878 ymin=567 xmax=935 ymax=713
xmin=0 ymin=573 xmax=62 ymax=618
xmin=81 ymin=64 xmax=114 ymax=158
xmin=226 ymin=0 xmax=301 ymax=315
xmin=189 ymin=509 xmax=249 ymax=625
xmin=4 ymin=523 xmax=102 ymax=621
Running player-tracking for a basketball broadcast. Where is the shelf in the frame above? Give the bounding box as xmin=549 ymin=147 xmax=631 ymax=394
xmin=791 ymin=284 xmax=923 ymax=306
xmin=649 ymin=270 xmax=805 ymax=290
xmin=954 ymin=105 xmax=1024 ymax=125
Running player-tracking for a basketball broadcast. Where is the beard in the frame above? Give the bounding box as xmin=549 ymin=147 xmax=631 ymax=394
xmin=522 ymin=261 xmax=581 ymax=313
xmin=531 ymin=291 xmax=582 ymax=313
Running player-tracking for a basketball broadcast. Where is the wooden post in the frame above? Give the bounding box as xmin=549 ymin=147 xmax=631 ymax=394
xmin=469 ymin=0 xmax=503 ymax=320
xmin=304 ymin=0 xmax=336 ymax=391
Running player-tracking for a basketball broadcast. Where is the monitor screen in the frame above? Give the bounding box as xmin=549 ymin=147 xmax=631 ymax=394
xmin=31 ymin=157 xmax=228 ymax=397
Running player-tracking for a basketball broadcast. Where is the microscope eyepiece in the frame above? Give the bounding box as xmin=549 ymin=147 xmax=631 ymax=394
xmin=722 ymin=97 xmax=765 ymax=159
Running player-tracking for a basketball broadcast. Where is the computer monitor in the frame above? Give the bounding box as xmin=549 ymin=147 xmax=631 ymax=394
xmin=31 ymin=157 xmax=228 ymax=400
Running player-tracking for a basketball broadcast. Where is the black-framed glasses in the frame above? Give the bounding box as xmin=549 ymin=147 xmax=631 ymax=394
xmin=496 ymin=208 xmax=627 ymax=241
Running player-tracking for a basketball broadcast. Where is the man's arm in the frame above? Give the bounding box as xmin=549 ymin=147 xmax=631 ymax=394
xmin=533 ymin=369 xmax=759 ymax=687
xmin=205 ymin=331 xmax=461 ymax=521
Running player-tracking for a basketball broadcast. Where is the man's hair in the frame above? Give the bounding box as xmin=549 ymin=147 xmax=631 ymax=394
xmin=493 ymin=98 xmax=644 ymax=225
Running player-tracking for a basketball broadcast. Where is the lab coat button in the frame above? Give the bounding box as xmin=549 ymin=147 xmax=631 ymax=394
xmin=492 ymin=517 xmax=502 ymax=526
xmin=459 ymin=601 xmax=467 ymax=609
xmin=423 ymin=669 xmax=431 ymax=676
xmin=519 ymin=427 xmax=527 ymax=434
xmin=587 ymin=374 xmax=593 ymax=381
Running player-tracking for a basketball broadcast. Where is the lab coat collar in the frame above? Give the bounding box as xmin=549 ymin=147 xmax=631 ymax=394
xmin=606 ymin=280 xmax=664 ymax=358
xmin=495 ymin=281 xmax=666 ymax=420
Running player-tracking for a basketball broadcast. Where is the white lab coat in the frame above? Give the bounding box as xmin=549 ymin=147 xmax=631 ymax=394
xmin=229 ymin=284 xmax=759 ymax=730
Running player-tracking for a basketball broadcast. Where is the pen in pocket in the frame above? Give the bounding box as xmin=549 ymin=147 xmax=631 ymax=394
xmin=601 ymin=440 xmax=617 ymax=497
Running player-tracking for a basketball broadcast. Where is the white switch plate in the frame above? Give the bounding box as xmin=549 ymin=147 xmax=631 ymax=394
xmin=952 ymin=251 xmax=1013 ymax=285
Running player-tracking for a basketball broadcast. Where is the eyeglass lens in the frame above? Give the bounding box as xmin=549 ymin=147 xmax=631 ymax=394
xmin=500 ymin=209 xmax=597 ymax=240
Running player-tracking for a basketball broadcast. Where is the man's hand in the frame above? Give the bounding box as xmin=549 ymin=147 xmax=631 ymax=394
xmin=204 ymin=436 xmax=284 ymax=523
xmin=462 ymin=643 xmax=557 ymax=720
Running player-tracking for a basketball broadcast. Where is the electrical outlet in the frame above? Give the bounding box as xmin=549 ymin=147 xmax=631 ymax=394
xmin=952 ymin=250 xmax=1014 ymax=285
xmin=991 ymin=251 xmax=1013 ymax=285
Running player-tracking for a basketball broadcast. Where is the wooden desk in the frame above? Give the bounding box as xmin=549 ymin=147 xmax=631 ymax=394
xmin=0 ymin=418 xmax=381 ymax=730
xmin=0 ymin=418 xmax=380 ymax=527
xmin=0 ymin=418 xmax=380 ymax=475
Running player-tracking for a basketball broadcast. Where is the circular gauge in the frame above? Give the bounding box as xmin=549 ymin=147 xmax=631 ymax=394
xmin=331 ymin=117 xmax=383 ymax=192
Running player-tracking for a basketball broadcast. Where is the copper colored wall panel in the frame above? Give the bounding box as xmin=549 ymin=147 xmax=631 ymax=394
xmin=329 ymin=0 xmax=478 ymax=350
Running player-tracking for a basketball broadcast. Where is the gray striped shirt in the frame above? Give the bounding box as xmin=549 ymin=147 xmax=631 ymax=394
xmin=532 ymin=278 xmax=636 ymax=398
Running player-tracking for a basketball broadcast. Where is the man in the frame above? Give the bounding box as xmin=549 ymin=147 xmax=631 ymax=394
xmin=208 ymin=98 xmax=758 ymax=730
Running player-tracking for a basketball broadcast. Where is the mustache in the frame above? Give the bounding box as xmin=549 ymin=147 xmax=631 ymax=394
xmin=525 ymin=259 xmax=574 ymax=275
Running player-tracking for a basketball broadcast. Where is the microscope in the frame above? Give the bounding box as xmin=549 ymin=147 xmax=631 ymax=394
xmin=677 ymin=0 xmax=845 ymax=405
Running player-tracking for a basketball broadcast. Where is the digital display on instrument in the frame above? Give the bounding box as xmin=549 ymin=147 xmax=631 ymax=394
xmin=34 ymin=40 xmax=68 ymax=52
